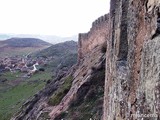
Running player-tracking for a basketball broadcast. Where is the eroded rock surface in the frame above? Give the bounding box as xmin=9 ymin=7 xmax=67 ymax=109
xmin=104 ymin=0 xmax=160 ymax=120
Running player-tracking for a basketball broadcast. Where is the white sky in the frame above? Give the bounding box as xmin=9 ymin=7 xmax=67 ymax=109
xmin=0 ymin=0 xmax=110 ymax=37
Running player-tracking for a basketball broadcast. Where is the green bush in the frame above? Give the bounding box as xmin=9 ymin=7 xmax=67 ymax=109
xmin=62 ymin=68 xmax=105 ymax=120
xmin=54 ymin=112 xmax=67 ymax=120
xmin=48 ymin=76 xmax=73 ymax=106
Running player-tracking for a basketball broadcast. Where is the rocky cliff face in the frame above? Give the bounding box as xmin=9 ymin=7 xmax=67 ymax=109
xmin=104 ymin=0 xmax=160 ymax=119
xmin=48 ymin=14 xmax=109 ymax=119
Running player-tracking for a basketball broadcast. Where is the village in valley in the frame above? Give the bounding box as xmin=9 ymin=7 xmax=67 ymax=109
xmin=0 ymin=55 xmax=54 ymax=80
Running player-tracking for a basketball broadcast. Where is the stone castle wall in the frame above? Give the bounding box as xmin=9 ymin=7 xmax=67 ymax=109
xmin=78 ymin=14 xmax=109 ymax=62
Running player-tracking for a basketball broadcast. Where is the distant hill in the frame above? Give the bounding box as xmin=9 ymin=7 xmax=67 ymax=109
xmin=32 ymin=41 xmax=78 ymax=74
xmin=0 ymin=34 xmax=78 ymax=44
xmin=0 ymin=38 xmax=51 ymax=57
xmin=0 ymin=38 xmax=51 ymax=47
xmin=34 ymin=40 xmax=77 ymax=57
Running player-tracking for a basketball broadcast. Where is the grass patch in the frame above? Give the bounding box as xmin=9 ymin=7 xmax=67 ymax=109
xmin=0 ymin=71 xmax=52 ymax=120
xmin=48 ymin=75 xmax=73 ymax=106
xmin=27 ymin=71 xmax=52 ymax=81
xmin=0 ymin=81 xmax=45 ymax=120
xmin=0 ymin=71 xmax=22 ymax=81
xmin=0 ymin=70 xmax=48 ymax=120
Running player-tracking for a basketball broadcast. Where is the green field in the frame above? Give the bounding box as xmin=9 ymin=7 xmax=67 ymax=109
xmin=0 ymin=71 xmax=52 ymax=120
xmin=0 ymin=71 xmax=22 ymax=81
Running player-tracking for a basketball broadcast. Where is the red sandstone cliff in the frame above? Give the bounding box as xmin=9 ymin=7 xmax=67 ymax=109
xmin=104 ymin=0 xmax=160 ymax=119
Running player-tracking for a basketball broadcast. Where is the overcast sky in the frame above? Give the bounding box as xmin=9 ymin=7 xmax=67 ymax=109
xmin=0 ymin=0 xmax=110 ymax=37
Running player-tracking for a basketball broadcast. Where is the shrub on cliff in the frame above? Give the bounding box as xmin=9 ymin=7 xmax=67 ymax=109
xmin=48 ymin=75 xmax=73 ymax=106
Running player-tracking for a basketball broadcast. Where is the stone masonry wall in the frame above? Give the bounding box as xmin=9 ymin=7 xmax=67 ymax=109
xmin=78 ymin=14 xmax=109 ymax=63
xmin=104 ymin=0 xmax=160 ymax=120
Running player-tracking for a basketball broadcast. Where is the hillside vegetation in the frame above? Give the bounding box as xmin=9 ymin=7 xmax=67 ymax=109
xmin=33 ymin=40 xmax=77 ymax=57
xmin=0 ymin=40 xmax=77 ymax=120
xmin=0 ymin=38 xmax=51 ymax=57
xmin=32 ymin=41 xmax=78 ymax=75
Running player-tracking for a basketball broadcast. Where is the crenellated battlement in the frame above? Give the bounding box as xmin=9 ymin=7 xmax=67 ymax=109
xmin=78 ymin=14 xmax=109 ymax=39
xmin=92 ymin=14 xmax=109 ymax=27
xmin=78 ymin=14 xmax=109 ymax=62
